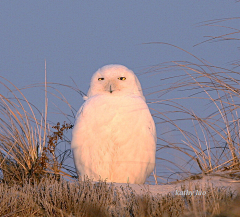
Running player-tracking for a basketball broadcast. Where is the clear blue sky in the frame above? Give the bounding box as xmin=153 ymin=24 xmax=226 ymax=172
xmin=1 ymin=1 xmax=239 ymax=183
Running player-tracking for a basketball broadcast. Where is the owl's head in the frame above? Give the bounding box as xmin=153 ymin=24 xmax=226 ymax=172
xmin=84 ymin=65 xmax=145 ymax=101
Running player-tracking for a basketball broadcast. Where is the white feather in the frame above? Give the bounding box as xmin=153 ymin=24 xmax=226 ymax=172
xmin=71 ymin=65 xmax=156 ymax=184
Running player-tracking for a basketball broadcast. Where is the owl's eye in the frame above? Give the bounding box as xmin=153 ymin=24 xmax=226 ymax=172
xmin=98 ymin=78 xmax=104 ymax=81
xmin=118 ymin=77 xmax=126 ymax=80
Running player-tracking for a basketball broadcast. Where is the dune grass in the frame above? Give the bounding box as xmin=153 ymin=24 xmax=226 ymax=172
xmin=147 ymin=50 xmax=240 ymax=183
xmin=0 ymin=76 xmax=75 ymax=185
xmin=0 ymin=176 xmax=239 ymax=217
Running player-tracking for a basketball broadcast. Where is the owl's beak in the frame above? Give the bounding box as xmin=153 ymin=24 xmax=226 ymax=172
xmin=109 ymin=85 xmax=113 ymax=93
xmin=105 ymin=82 xmax=115 ymax=93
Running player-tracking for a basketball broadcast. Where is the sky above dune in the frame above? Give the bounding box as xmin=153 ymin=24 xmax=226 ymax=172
xmin=1 ymin=1 xmax=239 ymax=91
xmin=1 ymin=1 xmax=239 ymax=183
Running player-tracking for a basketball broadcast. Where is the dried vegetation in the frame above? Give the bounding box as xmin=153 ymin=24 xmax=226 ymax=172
xmin=0 ymin=177 xmax=239 ymax=217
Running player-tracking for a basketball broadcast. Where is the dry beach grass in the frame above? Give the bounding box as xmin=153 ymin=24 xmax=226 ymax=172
xmin=0 ymin=176 xmax=239 ymax=217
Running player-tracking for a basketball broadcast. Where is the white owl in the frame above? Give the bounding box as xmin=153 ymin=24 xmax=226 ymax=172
xmin=71 ymin=65 xmax=156 ymax=184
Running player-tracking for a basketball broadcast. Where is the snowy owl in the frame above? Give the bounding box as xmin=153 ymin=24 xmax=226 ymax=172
xmin=71 ymin=64 xmax=156 ymax=184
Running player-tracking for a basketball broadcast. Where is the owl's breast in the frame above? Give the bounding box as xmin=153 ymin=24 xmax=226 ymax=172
xmin=72 ymin=94 xmax=152 ymax=146
xmin=82 ymin=94 xmax=148 ymax=125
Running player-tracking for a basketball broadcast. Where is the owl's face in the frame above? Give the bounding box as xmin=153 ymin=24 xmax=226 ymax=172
xmin=86 ymin=65 xmax=145 ymax=100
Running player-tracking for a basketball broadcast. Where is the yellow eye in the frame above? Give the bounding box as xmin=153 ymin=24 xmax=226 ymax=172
xmin=118 ymin=77 xmax=126 ymax=80
xmin=98 ymin=78 xmax=104 ymax=81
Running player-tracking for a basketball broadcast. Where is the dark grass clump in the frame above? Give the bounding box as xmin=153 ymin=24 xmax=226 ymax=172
xmin=0 ymin=120 xmax=73 ymax=186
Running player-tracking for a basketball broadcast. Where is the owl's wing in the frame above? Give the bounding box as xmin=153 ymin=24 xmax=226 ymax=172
xmin=73 ymin=101 xmax=89 ymax=135
xmin=75 ymin=104 xmax=84 ymax=120
xmin=145 ymin=108 xmax=157 ymax=178
xmin=149 ymin=112 xmax=157 ymax=143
